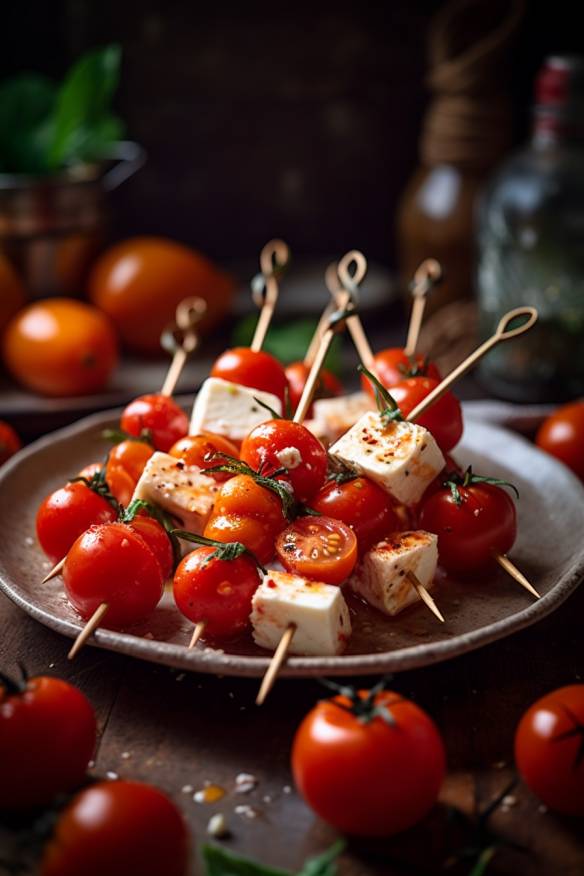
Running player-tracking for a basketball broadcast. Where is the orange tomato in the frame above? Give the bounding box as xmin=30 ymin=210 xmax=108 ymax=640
xmin=3 ymin=299 xmax=118 ymax=397
xmin=0 ymin=254 xmax=26 ymax=334
xmin=169 ymin=432 xmax=239 ymax=482
xmin=88 ymin=237 xmax=234 ymax=355
xmin=105 ymin=439 xmax=154 ymax=506
xmin=0 ymin=420 xmax=22 ymax=465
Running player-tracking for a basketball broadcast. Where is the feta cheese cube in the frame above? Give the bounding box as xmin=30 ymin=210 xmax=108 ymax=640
xmin=306 ymin=392 xmax=373 ymax=445
xmin=251 ymin=570 xmax=351 ymax=656
xmin=132 ymin=452 xmax=219 ymax=534
xmin=190 ymin=377 xmax=282 ymax=443
xmin=329 ymin=412 xmax=444 ymax=505
xmin=349 ymin=530 xmax=438 ymax=616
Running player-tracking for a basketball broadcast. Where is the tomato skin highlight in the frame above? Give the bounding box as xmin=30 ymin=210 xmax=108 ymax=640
xmin=211 ymin=346 xmax=289 ymax=408
xmin=40 ymin=780 xmax=189 ymax=876
xmin=285 ymin=361 xmax=343 ymax=417
xmin=276 ymin=516 xmax=358 ymax=584
xmin=362 ymin=348 xmax=441 ymax=393
xmin=419 ymin=482 xmax=517 ymax=574
xmin=515 ymin=685 xmax=584 ymax=816
xmin=292 ymin=690 xmax=445 ymax=836
xmin=63 ymin=523 xmax=164 ymax=628
xmin=0 ymin=676 xmax=96 ymax=811
xmin=240 ymin=419 xmax=327 ymax=502
xmin=311 ymin=477 xmax=401 ymax=554
xmin=536 ymin=400 xmax=584 ymax=481
xmin=120 ymin=394 xmax=188 ymax=452
xmin=36 ymin=482 xmax=117 ymax=563
xmin=173 ymin=546 xmax=260 ymax=639
xmin=390 ymin=377 xmax=463 ymax=453
xmin=169 ymin=432 xmax=239 ymax=481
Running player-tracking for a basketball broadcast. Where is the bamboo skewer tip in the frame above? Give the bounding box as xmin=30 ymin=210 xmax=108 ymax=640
xmin=41 ymin=555 xmax=66 ymax=584
xmin=406 ymin=572 xmax=445 ymax=623
xmin=68 ymin=602 xmax=109 ymax=660
xmin=494 ymin=553 xmax=540 ymax=599
xmin=256 ymin=624 xmax=296 ymax=706
xmin=188 ymin=621 xmax=206 ymax=650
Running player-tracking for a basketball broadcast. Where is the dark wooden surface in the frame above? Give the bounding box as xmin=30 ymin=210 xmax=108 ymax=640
xmin=1 ymin=570 xmax=583 ymax=874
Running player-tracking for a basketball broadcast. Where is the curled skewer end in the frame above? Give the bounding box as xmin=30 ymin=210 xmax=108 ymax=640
xmin=495 ymin=306 xmax=538 ymax=341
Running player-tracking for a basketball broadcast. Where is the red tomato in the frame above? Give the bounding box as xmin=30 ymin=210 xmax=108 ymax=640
xmin=276 ymin=516 xmax=357 ymax=584
xmin=285 ymin=361 xmax=343 ymax=417
xmin=0 ymin=673 xmax=96 ymax=810
xmin=419 ymin=481 xmax=517 ymax=574
xmin=173 ymin=546 xmax=260 ymax=639
xmin=311 ymin=477 xmax=401 ymax=554
xmin=515 ymin=685 xmax=584 ymax=816
xmin=40 ymin=780 xmax=189 ymax=876
xmin=240 ymin=420 xmax=327 ymax=502
xmin=362 ymin=348 xmax=441 ymax=393
xmin=36 ymin=481 xmax=118 ymax=563
xmin=292 ymin=687 xmax=445 ymax=836
xmin=210 ymin=347 xmax=289 ymax=408
xmin=127 ymin=514 xmax=174 ymax=580
xmin=169 ymin=432 xmax=239 ymax=482
xmin=536 ymin=400 xmax=584 ymax=481
xmin=0 ymin=420 xmax=21 ymax=465
xmin=390 ymin=377 xmax=463 ymax=453
xmin=63 ymin=523 xmax=164 ymax=628
xmin=120 ymin=394 xmax=188 ymax=452
xmin=107 ymin=439 xmax=154 ymax=484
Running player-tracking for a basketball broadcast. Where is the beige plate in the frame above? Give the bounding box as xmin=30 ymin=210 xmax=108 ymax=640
xmin=0 ymin=409 xmax=583 ymax=677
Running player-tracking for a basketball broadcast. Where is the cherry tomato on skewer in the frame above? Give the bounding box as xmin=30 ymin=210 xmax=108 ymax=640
xmin=36 ymin=477 xmax=118 ymax=563
xmin=285 ymin=361 xmax=343 ymax=418
xmin=211 ymin=346 xmax=289 ymax=408
xmin=361 ymin=348 xmax=441 ymax=393
xmin=390 ymin=376 xmax=463 ymax=453
xmin=121 ymin=393 xmax=188 ymax=452
xmin=276 ymin=516 xmax=358 ymax=585
xmin=125 ymin=512 xmax=174 ymax=580
xmin=169 ymin=431 xmax=239 ymax=482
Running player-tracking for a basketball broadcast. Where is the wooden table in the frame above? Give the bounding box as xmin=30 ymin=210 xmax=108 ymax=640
xmin=1 ymin=576 xmax=582 ymax=875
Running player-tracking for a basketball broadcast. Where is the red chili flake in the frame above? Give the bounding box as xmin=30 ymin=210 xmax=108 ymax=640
xmin=266 ymin=579 xmax=277 ymax=589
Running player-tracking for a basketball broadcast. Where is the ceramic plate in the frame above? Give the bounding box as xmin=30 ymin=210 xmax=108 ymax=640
xmin=0 ymin=409 xmax=583 ymax=677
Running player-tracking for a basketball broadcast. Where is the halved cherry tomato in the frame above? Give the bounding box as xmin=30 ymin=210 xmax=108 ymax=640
xmin=169 ymin=432 xmax=239 ymax=482
xmin=419 ymin=479 xmax=517 ymax=574
xmin=63 ymin=523 xmax=164 ymax=628
xmin=285 ymin=361 xmax=343 ymax=417
xmin=40 ymin=780 xmax=189 ymax=876
xmin=276 ymin=516 xmax=357 ymax=584
xmin=210 ymin=347 xmax=289 ymax=408
xmin=311 ymin=477 xmax=401 ymax=554
xmin=173 ymin=546 xmax=260 ymax=639
xmin=536 ymin=400 xmax=584 ymax=481
xmin=240 ymin=420 xmax=327 ymax=502
xmin=121 ymin=394 xmax=188 ymax=452
xmin=390 ymin=376 xmax=463 ymax=453
xmin=0 ymin=672 xmax=96 ymax=811
xmin=515 ymin=684 xmax=584 ymax=816
xmin=36 ymin=481 xmax=118 ymax=562
xmin=292 ymin=685 xmax=445 ymax=836
xmin=0 ymin=420 xmax=21 ymax=466
xmin=362 ymin=348 xmax=441 ymax=394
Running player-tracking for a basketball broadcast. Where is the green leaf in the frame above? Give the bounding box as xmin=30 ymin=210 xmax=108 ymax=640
xmin=0 ymin=74 xmax=56 ymax=173
xmin=201 ymin=844 xmax=291 ymax=876
xmin=297 ymin=841 xmax=345 ymax=876
xmin=232 ymin=316 xmax=342 ymax=376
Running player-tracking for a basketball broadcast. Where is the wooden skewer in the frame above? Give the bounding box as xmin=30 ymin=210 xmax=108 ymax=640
xmin=333 ymin=251 xmax=376 ymax=371
xmin=250 ymin=239 xmax=289 ymax=352
xmin=188 ymin=621 xmax=207 ymax=650
xmin=68 ymin=603 xmax=109 ymax=660
xmin=256 ymin=624 xmax=296 ymax=706
xmin=494 ymin=553 xmax=540 ymax=599
xmin=303 ymin=299 xmax=336 ymax=368
xmin=42 ymin=556 xmax=66 ymax=583
xmin=403 ymin=258 xmax=442 ymax=357
xmin=406 ymin=571 xmax=445 ymax=623
xmin=160 ymin=297 xmax=207 ymax=397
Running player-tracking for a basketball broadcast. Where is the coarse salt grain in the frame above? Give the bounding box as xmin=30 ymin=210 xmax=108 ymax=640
xmin=235 ymin=804 xmax=259 ymax=820
xmin=207 ymin=813 xmax=229 ymax=838
xmin=235 ymin=773 xmax=258 ymax=794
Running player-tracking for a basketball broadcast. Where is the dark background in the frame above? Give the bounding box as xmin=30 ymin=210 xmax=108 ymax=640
xmin=2 ymin=0 xmax=583 ymax=267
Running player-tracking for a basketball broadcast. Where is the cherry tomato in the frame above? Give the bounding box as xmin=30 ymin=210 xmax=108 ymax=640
xmin=0 ymin=672 xmax=96 ymax=810
xmin=40 ymin=780 xmax=189 ymax=876
xmin=169 ymin=432 xmax=239 ymax=482
xmin=36 ymin=481 xmax=118 ymax=563
xmin=292 ymin=687 xmax=445 ymax=836
xmin=240 ymin=420 xmax=327 ymax=502
xmin=78 ymin=462 xmax=103 ymax=479
xmin=121 ymin=394 xmax=188 ymax=452
xmin=88 ymin=235 xmax=234 ymax=355
xmin=390 ymin=377 xmax=463 ymax=453
xmin=311 ymin=477 xmax=401 ymax=554
xmin=276 ymin=516 xmax=357 ymax=584
xmin=0 ymin=420 xmax=21 ymax=466
xmin=63 ymin=523 xmax=164 ymax=628
xmin=362 ymin=348 xmax=441 ymax=394
xmin=3 ymin=298 xmax=118 ymax=397
xmin=536 ymin=400 xmax=584 ymax=481
xmin=515 ymin=684 xmax=584 ymax=816
xmin=104 ymin=438 xmax=154 ymax=505
xmin=211 ymin=347 xmax=289 ymax=408
xmin=127 ymin=514 xmax=174 ymax=580
xmin=173 ymin=547 xmax=260 ymax=638
xmin=419 ymin=481 xmax=516 ymax=574
xmin=0 ymin=253 xmax=25 ymax=335
xmin=285 ymin=361 xmax=343 ymax=417
xmin=204 ymin=474 xmax=286 ymax=565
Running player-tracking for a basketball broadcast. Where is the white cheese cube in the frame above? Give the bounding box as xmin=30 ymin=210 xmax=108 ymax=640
xmin=190 ymin=377 xmax=282 ymax=443
xmin=349 ymin=530 xmax=438 ymax=616
xmin=307 ymin=392 xmax=373 ymax=445
xmin=251 ymin=570 xmax=351 ymax=656
xmin=329 ymin=412 xmax=444 ymax=505
xmin=132 ymin=452 xmax=219 ymax=534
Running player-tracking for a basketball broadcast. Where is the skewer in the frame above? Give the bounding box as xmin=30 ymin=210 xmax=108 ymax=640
xmin=67 ymin=603 xmax=109 ymax=660
xmin=188 ymin=621 xmax=207 ymax=650
xmin=250 ymin=239 xmax=290 ymax=353
xmin=406 ymin=572 xmax=445 ymax=623
xmin=256 ymin=624 xmax=296 ymax=706
xmin=403 ymin=258 xmax=442 ymax=357
xmin=494 ymin=553 xmax=540 ymax=599
xmin=160 ymin=297 xmax=207 ymax=397
xmin=42 ymin=556 xmax=66 ymax=583
xmin=333 ymin=251 xmax=376 ymax=371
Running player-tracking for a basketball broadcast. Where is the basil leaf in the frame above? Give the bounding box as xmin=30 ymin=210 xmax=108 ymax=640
xmin=0 ymin=74 xmax=56 ymax=173
xmin=201 ymin=844 xmax=290 ymax=876
xmin=296 ymin=841 xmax=345 ymax=876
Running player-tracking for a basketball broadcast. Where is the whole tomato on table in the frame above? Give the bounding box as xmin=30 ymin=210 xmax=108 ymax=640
xmin=536 ymin=400 xmax=584 ymax=481
xmin=0 ymin=420 xmax=21 ymax=466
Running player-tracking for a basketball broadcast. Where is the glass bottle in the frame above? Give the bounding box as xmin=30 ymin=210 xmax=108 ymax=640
xmin=477 ymin=56 xmax=584 ymax=402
